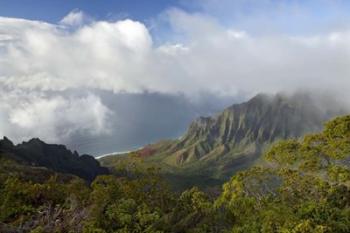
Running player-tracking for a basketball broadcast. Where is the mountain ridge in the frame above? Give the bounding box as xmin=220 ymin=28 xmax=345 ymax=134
xmin=101 ymin=92 xmax=346 ymax=184
xmin=0 ymin=137 xmax=109 ymax=181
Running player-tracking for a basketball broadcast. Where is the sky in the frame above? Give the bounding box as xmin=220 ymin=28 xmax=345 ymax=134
xmin=0 ymin=0 xmax=350 ymax=155
xmin=0 ymin=0 xmax=180 ymax=23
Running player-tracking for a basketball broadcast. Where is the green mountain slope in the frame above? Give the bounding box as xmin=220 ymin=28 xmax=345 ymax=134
xmin=101 ymin=93 xmax=345 ymax=185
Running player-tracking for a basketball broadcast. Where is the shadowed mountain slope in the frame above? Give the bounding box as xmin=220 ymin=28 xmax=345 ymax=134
xmin=0 ymin=137 xmax=108 ymax=181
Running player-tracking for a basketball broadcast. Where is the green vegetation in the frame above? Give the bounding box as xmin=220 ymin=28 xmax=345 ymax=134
xmin=1 ymin=115 xmax=350 ymax=232
xmin=101 ymin=93 xmax=342 ymax=190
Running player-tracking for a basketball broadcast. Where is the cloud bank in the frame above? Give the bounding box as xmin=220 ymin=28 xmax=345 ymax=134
xmin=0 ymin=5 xmax=350 ymax=149
xmin=1 ymin=9 xmax=349 ymax=95
xmin=0 ymin=90 xmax=111 ymax=142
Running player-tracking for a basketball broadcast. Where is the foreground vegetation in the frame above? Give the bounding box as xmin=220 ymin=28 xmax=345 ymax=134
xmin=1 ymin=115 xmax=350 ymax=232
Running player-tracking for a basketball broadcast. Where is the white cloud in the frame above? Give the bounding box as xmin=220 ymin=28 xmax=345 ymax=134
xmin=1 ymin=90 xmax=111 ymax=143
xmin=0 ymin=8 xmax=350 ymax=144
xmin=1 ymin=11 xmax=349 ymax=96
xmin=0 ymin=17 xmax=153 ymax=93
xmin=60 ymin=9 xmax=86 ymax=26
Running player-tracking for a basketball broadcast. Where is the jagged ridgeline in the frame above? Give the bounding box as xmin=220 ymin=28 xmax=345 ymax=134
xmin=101 ymin=93 xmax=345 ymax=184
xmin=0 ymin=137 xmax=108 ymax=181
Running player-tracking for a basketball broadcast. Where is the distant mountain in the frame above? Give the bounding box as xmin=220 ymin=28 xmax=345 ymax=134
xmin=0 ymin=137 xmax=108 ymax=181
xmin=101 ymin=93 xmax=345 ymax=187
xmin=165 ymin=93 xmax=334 ymax=166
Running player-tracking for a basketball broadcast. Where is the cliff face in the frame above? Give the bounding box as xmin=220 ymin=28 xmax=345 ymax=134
xmin=0 ymin=137 xmax=108 ymax=181
xmin=170 ymin=93 xmax=330 ymax=165
xmin=121 ymin=93 xmax=344 ymax=180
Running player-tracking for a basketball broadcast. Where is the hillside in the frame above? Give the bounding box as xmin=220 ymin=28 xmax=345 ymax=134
xmin=0 ymin=137 xmax=108 ymax=181
xmin=1 ymin=115 xmax=349 ymax=232
xmin=101 ymin=93 xmax=344 ymax=185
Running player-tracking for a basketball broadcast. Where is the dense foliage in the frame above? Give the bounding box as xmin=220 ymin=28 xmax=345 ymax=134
xmin=0 ymin=115 xmax=349 ymax=232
